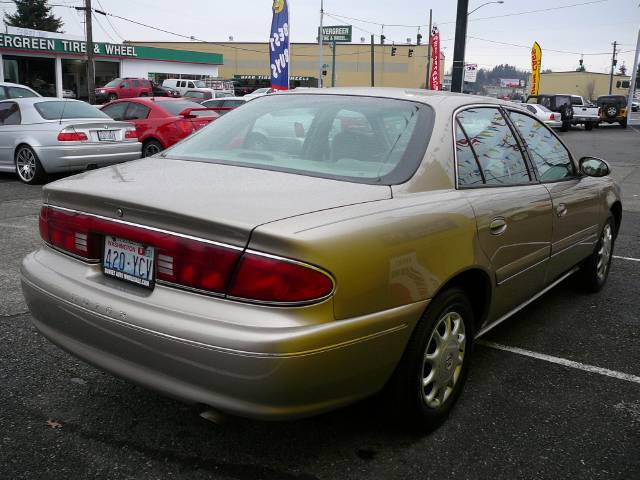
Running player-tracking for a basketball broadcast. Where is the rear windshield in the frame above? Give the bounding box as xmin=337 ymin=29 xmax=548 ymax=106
xmin=34 ymin=101 xmax=109 ymax=120
xmin=159 ymin=100 xmax=208 ymax=116
xmin=165 ymin=94 xmax=433 ymax=184
xmin=104 ymin=79 xmax=122 ymax=88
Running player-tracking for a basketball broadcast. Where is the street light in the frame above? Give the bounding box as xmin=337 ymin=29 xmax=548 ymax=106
xmin=451 ymin=0 xmax=504 ymax=93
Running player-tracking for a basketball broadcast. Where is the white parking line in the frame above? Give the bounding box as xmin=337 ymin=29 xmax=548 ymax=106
xmin=614 ymin=255 xmax=640 ymax=262
xmin=476 ymin=340 xmax=640 ymax=384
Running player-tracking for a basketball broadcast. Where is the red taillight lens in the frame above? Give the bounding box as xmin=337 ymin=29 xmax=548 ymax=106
xmin=229 ymin=253 xmax=334 ymax=303
xmin=39 ymin=207 xmax=99 ymax=259
xmin=125 ymin=128 xmax=138 ymax=139
xmin=58 ymin=131 xmax=88 ymax=141
xmin=549 ymin=113 xmax=555 ymax=120
xmin=177 ymin=119 xmax=194 ymax=135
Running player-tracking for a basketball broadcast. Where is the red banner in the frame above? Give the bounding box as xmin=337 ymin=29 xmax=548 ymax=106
xmin=429 ymin=26 xmax=440 ymax=90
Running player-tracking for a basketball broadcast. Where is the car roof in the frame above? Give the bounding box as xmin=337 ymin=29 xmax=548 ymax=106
xmin=279 ymin=87 xmax=516 ymax=110
xmin=0 ymin=96 xmax=79 ymax=105
xmin=0 ymin=81 xmax=37 ymax=89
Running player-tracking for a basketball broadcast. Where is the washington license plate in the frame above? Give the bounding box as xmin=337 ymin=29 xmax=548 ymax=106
xmin=98 ymin=130 xmax=117 ymax=141
xmin=103 ymin=236 xmax=155 ymax=288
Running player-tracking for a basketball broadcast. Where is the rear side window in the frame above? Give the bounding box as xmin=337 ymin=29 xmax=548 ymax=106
xmin=0 ymin=102 xmax=21 ymax=125
xmin=35 ymin=101 xmax=108 ymax=120
xmin=509 ymin=111 xmax=574 ymax=182
xmin=132 ymin=80 xmax=140 ymax=87
xmin=7 ymin=86 xmax=38 ymax=98
xmin=456 ymin=107 xmax=530 ymax=185
xmin=455 ymin=121 xmax=483 ymax=186
xmin=125 ymin=102 xmax=150 ymax=120
xmin=101 ymin=102 xmax=128 ymax=121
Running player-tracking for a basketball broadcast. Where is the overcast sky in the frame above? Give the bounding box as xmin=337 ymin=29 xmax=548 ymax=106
xmin=3 ymin=0 xmax=639 ymax=74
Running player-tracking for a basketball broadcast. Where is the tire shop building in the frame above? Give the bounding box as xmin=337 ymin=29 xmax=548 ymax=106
xmin=0 ymin=27 xmax=223 ymax=100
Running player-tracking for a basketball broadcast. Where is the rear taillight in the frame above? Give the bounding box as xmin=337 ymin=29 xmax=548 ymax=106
xmin=124 ymin=128 xmax=138 ymax=139
xmin=40 ymin=206 xmax=334 ymax=303
xmin=177 ymin=119 xmax=194 ymax=135
xmin=549 ymin=113 xmax=555 ymax=120
xmin=229 ymin=253 xmax=334 ymax=303
xmin=58 ymin=129 xmax=88 ymax=141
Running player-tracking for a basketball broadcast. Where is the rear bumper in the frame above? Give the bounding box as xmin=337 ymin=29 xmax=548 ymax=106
xmin=21 ymin=247 xmax=422 ymax=419
xmin=34 ymin=142 xmax=142 ymax=173
xmin=572 ymin=116 xmax=599 ymax=124
xmin=544 ymin=120 xmax=563 ymax=128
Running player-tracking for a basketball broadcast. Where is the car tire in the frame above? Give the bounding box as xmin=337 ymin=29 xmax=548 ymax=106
xmin=585 ymin=122 xmax=593 ymax=131
xmin=620 ymin=119 xmax=628 ymax=128
xmin=15 ymin=145 xmax=46 ymax=185
xmin=386 ymin=287 xmax=474 ymax=431
xmin=578 ymin=216 xmax=615 ymax=293
xmin=142 ymin=139 xmax=163 ymax=157
xmin=108 ymin=93 xmax=118 ymax=102
xmin=560 ymin=122 xmax=570 ymax=132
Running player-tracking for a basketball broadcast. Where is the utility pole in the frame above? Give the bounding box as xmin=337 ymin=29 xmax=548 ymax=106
xmin=451 ymin=0 xmax=470 ymax=93
xmin=370 ymin=34 xmax=375 ymax=86
xmin=609 ymin=40 xmax=618 ymax=95
xmin=627 ymin=28 xmax=640 ymax=118
xmin=318 ymin=0 xmax=324 ymax=88
xmin=331 ymin=40 xmax=337 ymax=87
xmin=425 ymin=9 xmax=432 ymax=89
xmin=85 ymin=0 xmax=96 ymax=104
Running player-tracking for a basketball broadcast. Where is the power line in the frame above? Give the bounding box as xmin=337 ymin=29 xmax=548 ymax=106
xmin=92 ymin=12 xmax=116 ymax=43
xmin=96 ymin=0 xmax=125 ymax=41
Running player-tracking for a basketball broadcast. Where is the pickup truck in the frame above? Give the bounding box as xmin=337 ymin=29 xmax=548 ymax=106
xmin=569 ymin=95 xmax=600 ymax=130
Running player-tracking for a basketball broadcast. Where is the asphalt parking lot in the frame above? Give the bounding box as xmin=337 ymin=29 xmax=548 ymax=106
xmin=1 ymin=125 xmax=639 ymax=480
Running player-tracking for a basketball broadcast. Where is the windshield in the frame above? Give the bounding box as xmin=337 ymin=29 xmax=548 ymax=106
xmin=537 ymin=104 xmax=551 ymax=112
xmin=159 ymin=100 xmax=209 ymax=116
xmin=103 ymin=79 xmax=122 ymax=88
xmin=195 ymin=81 xmax=207 ymax=88
xmin=165 ymin=94 xmax=432 ymax=184
xmin=35 ymin=101 xmax=109 ymax=120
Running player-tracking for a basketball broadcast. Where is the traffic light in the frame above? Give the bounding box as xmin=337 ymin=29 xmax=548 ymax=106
xmin=416 ymin=33 xmax=422 ymax=45
xmin=380 ymin=35 xmax=386 ymax=44
xmin=391 ymin=46 xmax=397 ymax=56
xmin=408 ymin=49 xmax=414 ymax=58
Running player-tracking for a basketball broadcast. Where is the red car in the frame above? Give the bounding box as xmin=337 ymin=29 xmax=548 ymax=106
xmin=101 ymin=98 xmax=219 ymax=157
xmin=95 ymin=78 xmax=153 ymax=103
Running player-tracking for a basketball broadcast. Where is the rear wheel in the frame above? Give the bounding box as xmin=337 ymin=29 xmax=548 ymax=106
xmin=108 ymin=93 xmax=117 ymax=102
xmin=578 ymin=216 xmax=615 ymax=293
xmin=15 ymin=145 xmax=46 ymax=184
xmin=585 ymin=122 xmax=593 ymax=131
xmin=142 ymin=139 xmax=163 ymax=157
xmin=386 ymin=288 xmax=474 ymax=431
xmin=620 ymin=119 xmax=628 ymax=128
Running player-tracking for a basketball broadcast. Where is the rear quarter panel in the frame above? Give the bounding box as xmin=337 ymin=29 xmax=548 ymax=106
xmin=249 ymin=190 xmax=485 ymax=321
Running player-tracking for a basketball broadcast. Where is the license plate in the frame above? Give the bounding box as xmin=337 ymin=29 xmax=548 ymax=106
xmin=103 ymin=236 xmax=155 ymax=288
xmin=98 ymin=130 xmax=117 ymax=141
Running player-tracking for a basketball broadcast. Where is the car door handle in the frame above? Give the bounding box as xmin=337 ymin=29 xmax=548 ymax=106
xmin=556 ymin=203 xmax=568 ymax=217
xmin=489 ymin=218 xmax=507 ymax=235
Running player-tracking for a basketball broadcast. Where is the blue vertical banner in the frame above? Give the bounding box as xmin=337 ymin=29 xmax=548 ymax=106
xmin=269 ymin=0 xmax=290 ymax=91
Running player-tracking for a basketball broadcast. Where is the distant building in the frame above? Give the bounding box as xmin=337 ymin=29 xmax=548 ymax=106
xmin=538 ymin=71 xmax=635 ymax=101
xmin=129 ymin=41 xmax=445 ymax=91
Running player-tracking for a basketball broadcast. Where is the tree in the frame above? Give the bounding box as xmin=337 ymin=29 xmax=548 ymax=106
xmin=4 ymin=0 xmax=63 ymax=33
xmin=618 ymin=63 xmax=627 ymax=76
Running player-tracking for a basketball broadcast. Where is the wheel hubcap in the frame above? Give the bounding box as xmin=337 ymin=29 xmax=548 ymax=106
xmin=422 ymin=311 xmax=466 ymax=409
xmin=596 ymin=224 xmax=613 ymax=281
xmin=144 ymin=144 xmax=160 ymax=157
xmin=16 ymin=149 xmax=36 ymax=181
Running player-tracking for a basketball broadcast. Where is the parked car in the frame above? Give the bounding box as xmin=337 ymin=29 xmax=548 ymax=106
xmin=183 ymin=90 xmax=214 ymax=103
xmin=101 ymin=97 xmax=219 ymax=157
xmin=95 ymin=78 xmax=153 ymax=103
xmin=527 ymin=94 xmax=574 ymax=131
xmin=62 ymin=89 xmax=77 ymax=99
xmin=200 ymin=96 xmax=248 ymax=115
xmin=597 ymin=95 xmax=629 ymax=128
xmin=632 ymin=99 xmax=639 ymax=112
xmin=151 ymin=84 xmax=180 ymax=98
xmin=0 ymin=98 xmax=140 ymax=184
xmin=0 ymin=81 xmax=40 ymax=99
xmin=162 ymin=79 xmax=234 ymax=97
xmin=22 ymin=90 xmax=621 ymax=430
xmin=568 ymin=95 xmax=599 ymax=130
xmin=522 ymin=103 xmax=562 ymax=128
xmin=243 ymin=87 xmax=273 ymax=100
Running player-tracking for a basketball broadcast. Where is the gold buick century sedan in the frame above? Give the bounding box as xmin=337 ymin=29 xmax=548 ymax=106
xmin=21 ymin=88 xmax=621 ymax=430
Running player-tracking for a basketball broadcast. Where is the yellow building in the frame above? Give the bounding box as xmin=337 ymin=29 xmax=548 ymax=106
xmin=129 ymin=41 xmax=443 ymax=91
xmin=538 ymin=71 xmax=634 ymax=101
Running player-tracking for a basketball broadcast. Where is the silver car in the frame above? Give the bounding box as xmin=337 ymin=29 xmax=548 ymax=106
xmin=0 ymin=97 xmax=141 ymax=184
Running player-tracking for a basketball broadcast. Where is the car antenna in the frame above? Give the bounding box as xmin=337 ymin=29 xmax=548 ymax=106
xmin=59 ymin=97 xmax=68 ymax=125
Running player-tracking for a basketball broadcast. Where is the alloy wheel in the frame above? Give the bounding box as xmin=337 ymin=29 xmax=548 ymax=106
xmin=144 ymin=143 xmax=162 ymax=157
xmin=422 ymin=311 xmax=466 ymax=408
xmin=16 ymin=148 xmax=36 ymax=182
xmin=596 ymin=224 xmax=613 ymax=281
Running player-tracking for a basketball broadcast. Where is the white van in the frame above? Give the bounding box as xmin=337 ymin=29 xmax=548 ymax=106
xmin=162 ymin=79 xmax=234 ymax=97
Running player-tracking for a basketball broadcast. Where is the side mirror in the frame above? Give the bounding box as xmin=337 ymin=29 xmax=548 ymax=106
xmin=579 ymin=156 xmax=610 ymax=177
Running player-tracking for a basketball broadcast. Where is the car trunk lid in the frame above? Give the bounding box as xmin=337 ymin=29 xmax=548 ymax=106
xmin=43 ymin=157 xmax=391 ymax=248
